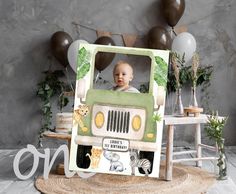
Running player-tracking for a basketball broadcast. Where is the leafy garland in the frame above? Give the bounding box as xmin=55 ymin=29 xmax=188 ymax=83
xmin=36 ymin=70 xmax=72 ymax=147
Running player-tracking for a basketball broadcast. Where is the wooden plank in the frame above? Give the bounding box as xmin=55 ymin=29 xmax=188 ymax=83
xmin=164 ymin=114 xmax=225 ymax=125
xmin=225 ymin=149 xmax=236 ymax=168
xmin=0 ymin=150 xmax=32 ymax=192
xmin=226 ymin=146 xmax=236 ymax=155
xmin=43 ymin=131 xmax=71 ymax=140
xmin=164 ymin=114 xmax=208 ymax=125
xmin=225 ymin=149 xmax=236 ymax=184
xmin=16 ymin=148 xmax=63 ymax=193
xmin=2 ymin=179 xmax=40 ymax=194
xmin=0 ymin=180 xmax=15 ymax=192
xmin=227 ymin=162 xmax=236 ymax=184
xmin=0 ymin=150 xmax=18 ymax=160
xmin=208 ymin=177 xmax=236 ymax=194
xmin=0 ymin=150 xmax=22 ymax=179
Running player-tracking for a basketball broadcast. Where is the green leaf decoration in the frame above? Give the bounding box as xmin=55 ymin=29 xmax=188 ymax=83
xmin=152 ymin=113 xmax=162 ymax=122
xmin=77 ymin=47 xmax=91 ymax=80
xmin=154 ymin=56 xmax=168 ymax=87
xmin=205 ymin=111 xmax=228 ymax=142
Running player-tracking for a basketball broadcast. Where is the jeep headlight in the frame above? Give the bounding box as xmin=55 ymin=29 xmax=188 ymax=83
xmin=95 ymin=112 xmax=104 ymax=128
xmin=132 ymin=115 xmax=141 ymax=131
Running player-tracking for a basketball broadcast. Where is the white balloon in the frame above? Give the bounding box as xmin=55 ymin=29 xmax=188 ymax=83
xmin=67 ymin=39 xmax=88 ymax=72
xmin=171 ymin=32 xmax=196 ymax=63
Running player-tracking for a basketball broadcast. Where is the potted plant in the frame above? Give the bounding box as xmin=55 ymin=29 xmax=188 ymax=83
xmin=36 ymin=70 xmax=74 ymax=147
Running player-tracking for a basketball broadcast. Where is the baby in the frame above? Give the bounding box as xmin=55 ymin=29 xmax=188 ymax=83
xmin=112 ymin=61 xmax=140 ymax=93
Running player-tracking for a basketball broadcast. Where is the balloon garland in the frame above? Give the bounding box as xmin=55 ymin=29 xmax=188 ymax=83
xmin=50 ymin=0 xmax=198 ymax=72
xmin=39 ymin=1 xmax=203 ymax=144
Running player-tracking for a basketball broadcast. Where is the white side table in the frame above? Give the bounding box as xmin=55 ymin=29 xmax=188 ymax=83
xmin=163 ymin=114 xmax=218 ymax=181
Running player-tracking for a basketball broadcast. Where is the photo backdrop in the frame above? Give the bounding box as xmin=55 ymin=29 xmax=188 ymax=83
xmin=0 ymin=0 xmax=236 ymax=148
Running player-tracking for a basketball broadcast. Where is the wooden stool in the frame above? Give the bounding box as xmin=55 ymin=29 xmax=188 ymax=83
xmin=163 ymin=114 xmax=219 ymax=181
xmin=184 ymin=107 xmax=203 ymax=117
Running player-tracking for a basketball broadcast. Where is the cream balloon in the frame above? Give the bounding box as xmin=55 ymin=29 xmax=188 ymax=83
xmin=171 ymin=32 xmax=196 ymax=63
xmin=67 ymin=39 xmax=88 ymax=72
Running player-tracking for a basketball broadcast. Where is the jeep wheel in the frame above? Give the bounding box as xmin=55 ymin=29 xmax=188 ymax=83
xmin=76 ymin=145 xmax=92 ymax=169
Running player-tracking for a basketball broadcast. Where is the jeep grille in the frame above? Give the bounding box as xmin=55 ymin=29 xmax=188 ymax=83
xmin=91 ymin=104 xmax=146 ymax=140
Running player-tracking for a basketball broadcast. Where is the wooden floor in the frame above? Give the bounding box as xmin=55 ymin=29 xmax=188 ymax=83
xmin=1 ymin=146 xmax=236 ymax=194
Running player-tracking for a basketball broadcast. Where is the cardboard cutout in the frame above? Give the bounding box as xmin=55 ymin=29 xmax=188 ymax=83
xmin=69 ymin=44 xmax=169 ymax=178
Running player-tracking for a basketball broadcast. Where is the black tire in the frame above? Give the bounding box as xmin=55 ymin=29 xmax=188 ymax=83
xmin=76 ymin=145 xmax=92 ymax=169
xmin=138 ymin=151 xmax=154 ymax=175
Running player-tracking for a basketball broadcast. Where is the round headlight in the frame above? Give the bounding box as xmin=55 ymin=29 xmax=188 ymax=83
xmin=132 ymin=115 xmax=141 ymax=131
xmin=95 ymin=111 xmax=104 ymax=128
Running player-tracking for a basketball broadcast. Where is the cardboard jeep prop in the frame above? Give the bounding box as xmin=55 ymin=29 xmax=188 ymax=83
xmin=69 ymin=44 xmax=169 ymax=178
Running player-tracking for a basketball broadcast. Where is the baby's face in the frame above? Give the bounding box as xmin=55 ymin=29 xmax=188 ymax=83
xmin=113 ymin=63 xmax=133 ymax=87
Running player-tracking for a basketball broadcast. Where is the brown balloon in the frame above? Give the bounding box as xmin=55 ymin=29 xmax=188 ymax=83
xmin=94 ymin=36 xmax=116 ymax=71
xmin=162 ymin=0 xmax=185 ymax=27
xmin=148 ymin=26 xmax=171 ymax=50
xmin=50 ymin=31 xmax=73 ymax=67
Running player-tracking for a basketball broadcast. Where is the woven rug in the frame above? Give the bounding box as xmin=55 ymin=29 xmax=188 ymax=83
xmin=35 ymin=164 xmax=216 ymax=194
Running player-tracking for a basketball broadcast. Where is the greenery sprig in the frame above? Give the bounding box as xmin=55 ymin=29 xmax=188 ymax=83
xmin=191 ymin=53 xmax=200 ymax=87
xmin=205 ymin=111 xmax=228 ymax=143
xmin=167 ymin=64 xmax=213 ymax=93
xmin=205 ymin=111 xmax=228 ymax=179
xmin=153 ymin=113 xmax=162 ymax=122
xmin=170 ymin=52 xmax=185 ymax=89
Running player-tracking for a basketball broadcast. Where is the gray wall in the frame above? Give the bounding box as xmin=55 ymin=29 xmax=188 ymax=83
xmin=0 ymin=0 xmax=236 ymax=148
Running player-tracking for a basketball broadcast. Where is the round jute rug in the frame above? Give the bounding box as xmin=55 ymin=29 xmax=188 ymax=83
xmin=35 ymin=164 xmax=216 ymax=194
